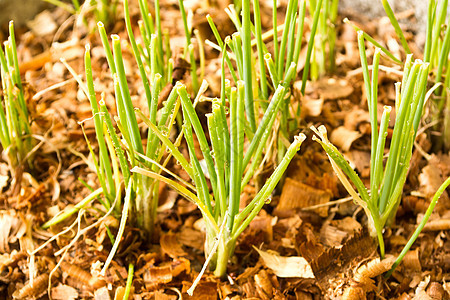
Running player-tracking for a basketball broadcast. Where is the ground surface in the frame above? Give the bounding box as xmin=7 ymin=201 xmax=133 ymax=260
xmin=0 ymin=0 xmax=449 ymax=299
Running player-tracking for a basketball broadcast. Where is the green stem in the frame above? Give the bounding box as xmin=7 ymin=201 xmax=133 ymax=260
xmin=300 ymin=0 xmax=323 ymax=95
xmin=124 ymin=263 xmax=134 ymax=300
xmin=42 ymin=188 xmax=103 ymax=229
xmin=232 ymin=134 xmax=305 ymax=240
xmin=178 ymin=85 xmax=219 ymax=198
xmin=372 ymin=106 xmax=391 ymax=206
xmin=344 ymin=19 xmax=402 ymax=64
xmin=387 ymin=177 xmax=450 ymax=277
xmin=253 ymin=0 xmax=268 ymax=100
xmin=369 ymin=48 xmax=380 ymax=203
xmin=242 ymin=85 xmax=285 ymax=168
xmin=112 ymin=35 xmax=144 ymax=155
xmin=85 ymin=45 xmax=115 ymax=201
xmin=241 ymin=0 xmax=256 ymax=132
xmin=381 ymin=0 xmax=412 ymax=54
xmin=227 ymin=87 xmax=240 ymax=232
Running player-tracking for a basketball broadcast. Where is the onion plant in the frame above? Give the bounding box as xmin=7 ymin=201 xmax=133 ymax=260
xmin=176 ymin=0 xmax=200 ymax=92
xmin=381 ymin=0 xmax=449 ymax=111
xmin=43 ymin=0 xmax=118 ymax=27
xmin=134 ymin=76 xmax=305 ymax=277
xmin=207 ymin=0 xmax=319 ymax=169
xmin=424 ymin=0 xmax=450 ymax=150
xmin=0 ymin=21 xmax=34 ymax=176
xmin=43 ymin=0 xmax=175 ymax=239
xmin=311 ymin=32 xmax=431 ymax=259
xmin=309 ymin=0 xmax=339 ymax=80
xmin=81 ymin=0 xmax=175 ymax=237
xmin=380 ymin=0 xmax=412 ymax=55
xmin=367 ymin=0 xmax=450 ymax=149
xmin=42 ymin=0 xmax=81 ymax=15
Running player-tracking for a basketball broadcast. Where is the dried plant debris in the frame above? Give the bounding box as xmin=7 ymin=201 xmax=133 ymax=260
xmin=276 ymin=178 xmax=332 ymax=217
xmin=60 ymin=261 xmax=106 ymax=291
xmin=253 ymin=246 xmax=315 ymax=279
xmin=305 ymin=229 xmax=377 ymax=290
xmin=13 ymin=273 xmax=50 ymax=299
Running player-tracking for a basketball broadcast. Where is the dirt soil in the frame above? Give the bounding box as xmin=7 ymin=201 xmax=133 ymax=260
xmin=0 ymin=0 xmax=449 ymax=299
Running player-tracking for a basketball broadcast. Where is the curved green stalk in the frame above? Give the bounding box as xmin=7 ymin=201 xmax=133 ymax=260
xmin=372 ymin=106 xmax=391 ymax=206
xmin=264 ymin=53 xmax=279 ymax=87
xmin=123 ymin=0 xmax=152 ymax=109
xmin=206 ymin=15 xmax=238 ymax=83
xmin=181 ymin=104 xmax=213 ymax=214
xmin=132 ymin=167 xmax=218 ymax=233
xmin=243 ymin=85 xmax=285 ymax=168
xmin=387 ymin=177 xmax=450 ymax=277
xmin=232 ymin=134 xmax=305 ymax=240
xmin=42 ymin=188 xmax=103 ymax=229
xmin=381 ymin=0 xmax=411 ymax=54
xmin=227 ymin=87 xmax=240 ymax=232
xmin=293 ymin=0 xmax=306 ymax=68
xmin=277 ymin=0 xmax=298 ymax=76
xmin=272 ymin=0 xmax=279 ymax=64
xmin=207 ymin=109 xmax=227 ymax=218
xmin=135 ymin=109 xmax=193 ymax=178
xmin=379 ymin=62 xmax=421 ymax=213
xmin=344 ymin=18 xmax=402 ymax=64
xmin=99 ymin=100 xmax=130 ymax=186
xmin=101 ymin=182 xmax=127 ymax=275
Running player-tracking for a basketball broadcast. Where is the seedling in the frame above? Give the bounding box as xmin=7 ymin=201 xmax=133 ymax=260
xmin=43 ymin=0 xmax=80 ymax=14
xmin=207 ymin=0 xmax=319 ymax=171
xmin=134 ymin=78 xmax=305 ymax=278
xmin=0 ymin=21 xmax=34 ymax=176
xmin=177 ymin=0 xmax=200 ymax=92
xmin=309 ymin=0 xmax=339 ymax=80
xmin=43 ymin=0 xmax=118 ymax=28
xmin=43 ymin=0 xmax=177 ymax=242
xmin=381 ymin=0 xmax=450 ymax=150
xmin=311 ymin=32 xmax=431 ymax=259
xmin=354 ymin=0 xmax=450 ymax=150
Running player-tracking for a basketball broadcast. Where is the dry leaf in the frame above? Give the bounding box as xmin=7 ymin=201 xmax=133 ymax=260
xmin=0 ymin=174 xmax=8 ymax=191
xmin=27 ymin=11 xmax=57 ymax=36
xmin=344 ymin=109 xmax=370 ymax=131
xmin=302 ymin=96 xmax=324 ymax=117
xmin=332 ymin=217 xmax=362 ymax=234
xmin=330 ymin=127 xmax=362 ymax=152
xmin=426 ymin=282 xmax=445 ymax=300
xmin=144 ymin=265 xmax=173 ymax=287
xmin=94 ymin=287 xmax=111 ymax=300
xmin=0 ymin=210 xmax=22 ymax=253
xmin=418 ymin=164 xmax=448 ymax=200
xmin=160 ymin=232 xmax=187 ymax=258
xmin=313 ymin=77 xmax=354 ymax=100
xmin=253 ymin=247 xmax=314 ymax=278
xmin=276 ymin=178 xmax=331 ymax=217
xmin=177 ymin=227 xmax=205 ymax=250
xmin=320 ymin=222 xmax=349 ymax=247
xmin=413 ymin=276 xmax=432 ymax=300
xmin=402 ymin=248 xmax=421 ymax=273
xmin=51 ymin=284 xmax=79 ymax=300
